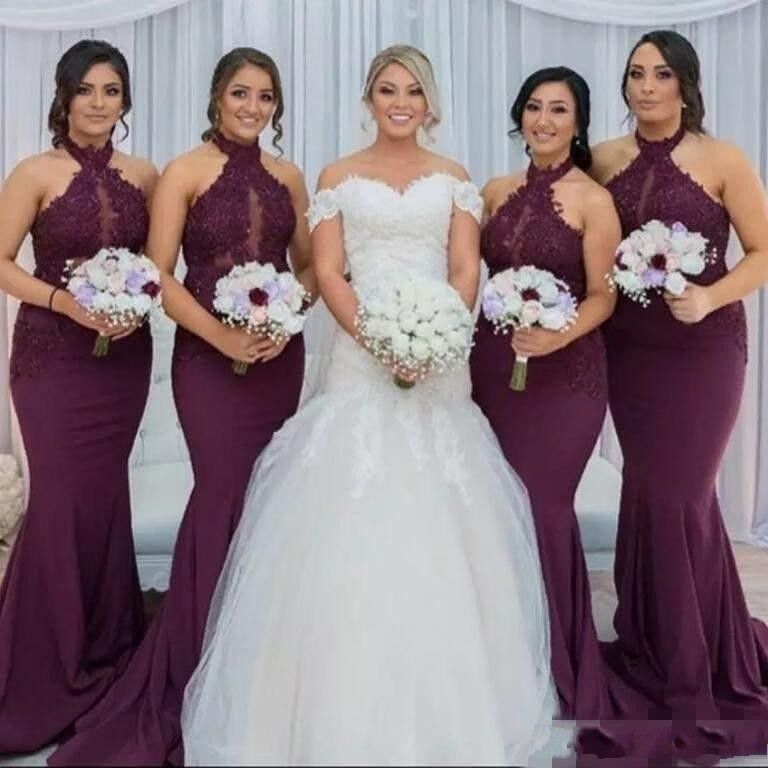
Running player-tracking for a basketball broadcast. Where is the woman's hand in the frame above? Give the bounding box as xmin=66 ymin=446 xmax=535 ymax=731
xmin=55 ymin=291 xmax=127 ymax=337
xmin=511 ymin=327 xmax=566 ymax=358
xmin=664 ymin=284 xmax=713 ymax=324
xmin=213 ymin=325 xmax=263 ymax=365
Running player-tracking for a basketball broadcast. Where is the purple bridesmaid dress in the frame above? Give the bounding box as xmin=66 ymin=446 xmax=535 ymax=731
xmin=599 ymin=125 xmax=768 ymax=760
xmin=50 ymin=132 xmax=305 ymax=766
xmin=470 ymin=160 xmax=611 ymax=719
xmin=0 ymin=137 xmax=151 ymax=753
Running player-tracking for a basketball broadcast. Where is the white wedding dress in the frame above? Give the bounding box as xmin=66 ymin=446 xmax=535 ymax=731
xmin=182 ymin=173 xmax=556 ymax=766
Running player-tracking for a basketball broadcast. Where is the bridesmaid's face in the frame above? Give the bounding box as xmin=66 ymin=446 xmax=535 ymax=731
xmin=368 ymin=63 xmax=428 ymax=140
xmin=68 ymin=62 xmax=124 ymax=142
xmin=217 ymin=64 xmax=276 ymax=145
xmin=625 ymin=43 xmax=683 ymax=124
xmin=521 ymin=82 xmax=577 ymax=161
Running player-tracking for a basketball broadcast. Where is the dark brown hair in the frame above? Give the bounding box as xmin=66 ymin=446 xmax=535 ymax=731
xmin=48 ymin=39 xmax=131 ymax=148
xmin=202 ymin=47 xmax=284 ymax=154
xmin=622 ymin=30 xmax=705 ymax=134
xmin=509 ymin=66 xmax=592 ymax=171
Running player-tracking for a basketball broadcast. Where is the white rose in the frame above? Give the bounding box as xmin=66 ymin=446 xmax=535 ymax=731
xmin=267 ymin=301 xmax=291 ymax=324
xmin=414 ymin=321 xmax=434 ymax=340
xmin=366 ymin=299 xmax=386 ymax=318
xmin=398 ymin=309 xmax=418 ymax=333
xmin=537 ymin=280 xmax=559 ymax=303
xmin=214 ymin=295 xmax=235 ymax=314
xmin=515 ymin=267 xmax=535 ymax=291
xmin=637 ymin=235 xmax=658 ymax=259
xmin=133 ymin=294 xmax=153 ymax=315
xmin=680 ymin=253 xmax=705 ymax=276
xmin=284 ymin=315 xmax=305 ymax=335
xmin=432 ymin=312 xmax=453 ymax=334
xmin=397 ymin=281 xmax=417 ymax=310
xmin=114 ymin=293 xmax=133 ymax=313
xmin=664 ymin=272 xmax=688 ymax=296
xmin=520 ymin=300 xmax=541 ymax=326
xmin=107 ymin=270 xmax=127 ymax=295
xmin=366 ymin=318 xmax=388 ymax=340
xmin=446 ymin=329 xmax=468 ymax=349
xmin=614 ymin=271 xmax=644 ymax=293
xmin=391 ymin=332 xmax=411 ymax=357
xmin=539 ymin=308 xmax=567 ymax=331
xmin=502 ymin=292 xmax=523 ymax=316
xmin=410 ymin=338 xmax=431 ymax=361
xmin=620 ymin=251 xmax=641 ymax=270
xmin=430 ymin=335 xmax=448 ymax=357
xmin=85 ymin=263 xmax=109 ymax=290
xmin=92 ymin=292 xmax=114 ymax=313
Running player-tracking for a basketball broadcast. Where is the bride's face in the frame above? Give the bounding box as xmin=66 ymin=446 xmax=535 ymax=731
xmin=368 ymin=63 xmax=428 ymax=140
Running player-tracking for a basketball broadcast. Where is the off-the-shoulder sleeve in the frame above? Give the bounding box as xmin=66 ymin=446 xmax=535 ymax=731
xmin=306 ymin=188 xmax=341 ymax=232
xmin=452 ymin=180 xmax=483 ymax=224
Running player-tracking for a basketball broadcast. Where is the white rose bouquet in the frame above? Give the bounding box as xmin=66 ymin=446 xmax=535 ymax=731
xmin=481 ymin=265 xmax=578 ymax=391
xmin=609 ymin=219 xmax=715 ymax=307
xmin=213 ymin=261 xmax=308 ymax=375
xmin=65 ymin=247 xmax=162 ymax=357
xmin=356 ymin=273 xmax=474 ymax=389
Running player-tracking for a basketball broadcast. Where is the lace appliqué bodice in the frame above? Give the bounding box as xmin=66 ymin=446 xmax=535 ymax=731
xmin=175 ymin=132 xmax=297 ymax=363
xmin=10 ymin=137 xmax=149 ymax=380
xmin=606 ymin=126 xmax=747 ymax=359
xmin=303 ymin=173 xmax=484 ymax=501
xmin=480 ymin=160 xmax=605 ymax=399
xmin=308 ymin=172 xmax=481 ymax=297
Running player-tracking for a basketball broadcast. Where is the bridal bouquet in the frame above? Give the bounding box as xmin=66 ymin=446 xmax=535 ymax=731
xmin=356 ymin=274 xmax=474 ymax=389
xmin=482 ymin=265 xmax=578 ymax=391
xmin=65 ymin=247 xmax=162 ymax=357
xmin=213 ymin=262 xmax=308 ymax=375
xmin=608 ymin=219 xmax=714 ymax=306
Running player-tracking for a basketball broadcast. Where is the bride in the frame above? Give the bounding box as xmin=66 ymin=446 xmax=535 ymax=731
xmin=182 ymin=44 xmax=556 ymax=766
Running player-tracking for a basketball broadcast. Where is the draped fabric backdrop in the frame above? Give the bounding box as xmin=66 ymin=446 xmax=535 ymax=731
xmin=0 ymin=0 xmax=766 ymax=542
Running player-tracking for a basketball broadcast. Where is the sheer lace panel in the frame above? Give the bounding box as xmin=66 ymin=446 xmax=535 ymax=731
xmin=176 ymin=132 xmax=297 ymax=363
xmin=482 ymin=159 xmax=585 ymax=297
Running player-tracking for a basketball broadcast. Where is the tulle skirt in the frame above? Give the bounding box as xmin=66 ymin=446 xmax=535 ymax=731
xmin=182 ymin=332 xmax=556 ymax=766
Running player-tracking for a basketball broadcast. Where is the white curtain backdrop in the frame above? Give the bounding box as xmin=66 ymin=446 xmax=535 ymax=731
xmin=0 ymin=0 xmax=766 ymax=542
xmin=0 ymin=0 xmax=761 ymax=27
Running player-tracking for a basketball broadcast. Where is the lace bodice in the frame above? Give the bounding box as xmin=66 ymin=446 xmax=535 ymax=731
xmin=482 ymin=159 xmax=585 ymax=296
xmin=307 ymin=172 xmax=483 ymax=399
xmin=308 ymin=172 xmax=481 ymax=299
xmin=182 ymin=132 xmax=296 ymax=311
xmin=10 ymin=137 xmax=149 ymax=380
xmin=32 ymin=136 xmax=148 ymax=284
xmin=605 ymin=126 xmax=746 ymax=357
xmin=175 ymin=132 xmax=297 ymax=363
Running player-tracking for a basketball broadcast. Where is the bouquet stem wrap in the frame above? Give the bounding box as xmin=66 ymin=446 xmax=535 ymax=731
xmin=509 ymin=354 xmax=529 ymax=391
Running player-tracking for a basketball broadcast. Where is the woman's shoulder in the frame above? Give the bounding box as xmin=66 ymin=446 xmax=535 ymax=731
xmin=590 ymin=135 xmax=636 ymax=185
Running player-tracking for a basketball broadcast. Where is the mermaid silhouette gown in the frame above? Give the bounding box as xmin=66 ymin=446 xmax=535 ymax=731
xmin=600 ymin=125 xmax=768 ymax=759
xmin=50 ymin=133 xmax=305 ymax=766
xmin=471 ymin=159 xmax=611 ymax=721
xmin=0 ymin=137 xmax=151 ymax=753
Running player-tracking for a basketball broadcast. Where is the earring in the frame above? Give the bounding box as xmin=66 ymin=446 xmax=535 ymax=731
xmin=682 ymin=103 xmax=688 ymax=110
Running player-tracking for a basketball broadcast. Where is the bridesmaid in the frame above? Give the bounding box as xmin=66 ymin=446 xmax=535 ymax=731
xmin=590 ymin=30 xmax=768 ymax=761
xmin=0 ymin=40 xmax=156 ymax=753
xmin=50 ymin=47 xmax=314 ymax=766
xmin=470 ymin=67 xmax=619 ymax=719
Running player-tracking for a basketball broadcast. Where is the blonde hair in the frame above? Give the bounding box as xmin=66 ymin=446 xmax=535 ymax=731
xmin=362 ymin=45 xmax=441 ymax=137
